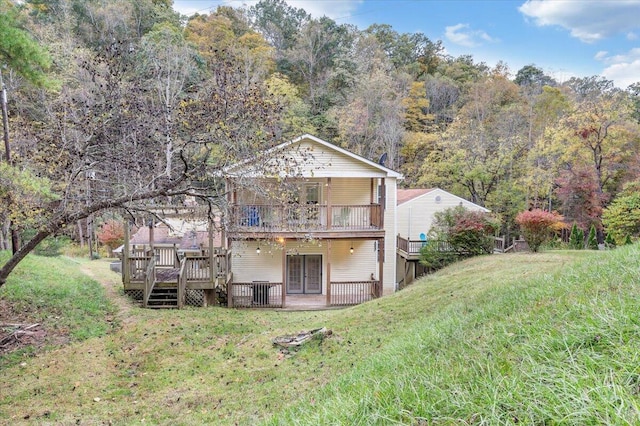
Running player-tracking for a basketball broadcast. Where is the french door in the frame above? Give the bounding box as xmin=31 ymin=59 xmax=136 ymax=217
xmin=287 ymin=255 xmax=322 ymax=294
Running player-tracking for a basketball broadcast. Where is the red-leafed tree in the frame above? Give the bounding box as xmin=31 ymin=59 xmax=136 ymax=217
xmin=516 ymin=209 xmax=564 ymax=252
xmin=97 ymin=220 xmax=125 ymax=256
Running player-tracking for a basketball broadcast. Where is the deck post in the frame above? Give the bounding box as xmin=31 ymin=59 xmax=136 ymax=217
xmin=380 ymin=178 xmax=385 ymax=228
xmin=378 ymin=237 xmax=384 ymax=297
xmin=209 ymin=221 xmax=215 ymax=282
xmin=326 ymin=177 xmax=332 ymax=229
xmin=173 ymin=244 xmax=179 ymax=267
xmin=148 ymin=220 xmax=154 ymax=259
xmin=281 ymin=238 xmax=287 ymax=308
xmin=326 ymin=240 xmax=331 ymax=306
xmin=123 ymin=220 xmax=130 ymax=285
xmin=227 ymin=241 xmax=234 ymax=308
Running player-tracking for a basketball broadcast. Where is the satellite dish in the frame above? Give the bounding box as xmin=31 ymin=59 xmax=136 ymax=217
xmin=378 ymin=153 xmax=388 ymax=167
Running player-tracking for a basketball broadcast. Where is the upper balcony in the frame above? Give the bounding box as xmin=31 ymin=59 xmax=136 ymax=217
xmin=227 ymin=203 xmax=383 ymax=237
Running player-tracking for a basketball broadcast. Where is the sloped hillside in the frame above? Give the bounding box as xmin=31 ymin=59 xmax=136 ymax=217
xmin=2 ymin=248 xmax=638 ymax=424
xmin=269 ymin=246 xmax=640 ymax=424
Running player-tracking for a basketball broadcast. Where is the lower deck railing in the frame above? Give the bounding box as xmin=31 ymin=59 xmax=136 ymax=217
xmin=229 ymin=282 xmax=283 ymax=308
xmin=397 ymin=236 xmax=453 ymax=257
xmin=330 ymin=281 xmax=379 ymax=306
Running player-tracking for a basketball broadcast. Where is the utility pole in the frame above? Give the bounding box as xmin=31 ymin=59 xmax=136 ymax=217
xmin=0 ymin=70 xmax=20 ymax=255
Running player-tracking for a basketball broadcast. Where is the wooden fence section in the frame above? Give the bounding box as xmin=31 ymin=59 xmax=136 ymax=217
xmin=329 ymin=281 xmax=379 ymax=306
xmin=229 ymin=282 xmax=283 ymax=308
xmin=229 ymin=204 xmax=382 ymax=232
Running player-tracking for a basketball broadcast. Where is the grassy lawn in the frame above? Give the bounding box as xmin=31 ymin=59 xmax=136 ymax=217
xmin=2 ymin=247 xmax=640 ymax=424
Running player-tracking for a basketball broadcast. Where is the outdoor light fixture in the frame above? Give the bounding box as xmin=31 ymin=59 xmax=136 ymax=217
xmin=256 ymin=245 xmax=261 ymax=255
xmin=350 ymin=242 xmax=354 ymax=254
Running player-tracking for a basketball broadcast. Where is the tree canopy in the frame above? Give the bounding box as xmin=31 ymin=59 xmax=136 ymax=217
xmin=2 ymin=0 xmax=640 ymax=283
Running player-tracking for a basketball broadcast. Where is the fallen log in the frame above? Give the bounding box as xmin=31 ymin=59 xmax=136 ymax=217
xmin=272 ymin=327 xmax=332 ymax=348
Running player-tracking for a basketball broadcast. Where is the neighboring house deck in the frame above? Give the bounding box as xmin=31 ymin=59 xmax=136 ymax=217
xmin=395 ymin=188 xmax=489 ymax=287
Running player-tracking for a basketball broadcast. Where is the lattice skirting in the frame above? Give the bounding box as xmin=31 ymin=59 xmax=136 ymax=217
xmin=185 ymin=289 xmax=204 ymax=306
xmin=125 ymin=288 xmax=203 ymax=306
xmin=125 ymin=289 xmax=143 ymax=301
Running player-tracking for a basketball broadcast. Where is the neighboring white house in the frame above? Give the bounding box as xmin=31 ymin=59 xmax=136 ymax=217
xmin=396 ymin=188 xmax=489 ymax=287
xmin=223 ymin=134 xmax=402 ymax=308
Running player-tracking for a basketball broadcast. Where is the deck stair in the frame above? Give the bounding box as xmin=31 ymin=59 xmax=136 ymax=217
xmin=143 ymin=259 xmax=181 ymax=309
xmin=145 ymin=286 xmax=179 ymax=308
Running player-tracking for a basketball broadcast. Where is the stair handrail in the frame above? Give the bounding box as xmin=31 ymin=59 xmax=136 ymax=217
xmin=178 ymin=257 xmax=187 ymax=309
xmin=143 ymin=258 xmax=157 ymax=308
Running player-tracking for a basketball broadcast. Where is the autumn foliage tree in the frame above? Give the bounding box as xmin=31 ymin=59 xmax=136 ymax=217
xmin=0 ymin=1 xmax=284 ymax=286
xmin=420 ymin=206 xmax=498 ymax=270
xmin=97 ymin=219 xmax=125 ymax=256
xmin=602 ymin=181 xmax=640 ymax=244
xmin=555 ymin=167 xmax=604 ymax=231
xmin=515 ymin=209 xmax=564 ymax=252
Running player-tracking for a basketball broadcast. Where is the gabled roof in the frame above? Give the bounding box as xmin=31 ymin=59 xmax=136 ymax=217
xmin=397 ymin=188 xmax=436 ymax=205
xmin=224 ymin=134 xmax=403 ymax=179
xmin=397 ymin=187 xmax=490 ymax=212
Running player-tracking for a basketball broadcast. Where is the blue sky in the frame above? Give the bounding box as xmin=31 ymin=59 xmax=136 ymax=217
xmin=172 ymin=0 xmax=640 ymax=89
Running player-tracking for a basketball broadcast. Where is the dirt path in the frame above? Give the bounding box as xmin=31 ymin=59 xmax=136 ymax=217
xmin=79 ymin=259 xmax=138 ymax=326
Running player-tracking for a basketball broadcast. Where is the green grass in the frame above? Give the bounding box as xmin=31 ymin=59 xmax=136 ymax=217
xmin=1 ymin=247 xmax=640 ymax=424
xmin=269 ymin=248 xmax=640 ymax=425
xmin=0 ymin=252 xmax=118 ymax=368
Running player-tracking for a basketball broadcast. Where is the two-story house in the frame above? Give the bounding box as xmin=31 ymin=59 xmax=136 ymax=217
xmin=222 ymin=134 xmax=402 ymax=308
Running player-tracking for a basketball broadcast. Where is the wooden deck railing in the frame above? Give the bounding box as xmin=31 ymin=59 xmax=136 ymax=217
xmin=397 ymin=236 xmax=452 ymax=257
xmin=143 ymin=258 xmax=157 ymax=308
xmin=129 ymin=254 xmax=151 ymax=282
xmin=229 ymin=204 xmax=382 ymax=232
xmin=214 ymin=250 xmax=231 ymax=279
xmin=329 ymin=281 xmax=379 ymax=306
xmin=153 ymin=244 xmax=180 ymax=268
xmin=182 ymin=256 xmax=211 ymax=281
xmin=229 ymin=282 xmax=283 ymax=308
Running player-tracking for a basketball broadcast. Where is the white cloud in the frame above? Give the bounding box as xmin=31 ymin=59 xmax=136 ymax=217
xmin=445 ymin=23 xmax=498 ymax=48
xmin=594 ymin=51 xmax=608 ymax=61
xmin=602 ymin=60 xmax=640 ymax=88
xmin=519 ymin=0 xmax=640 ymax=43
xmin=595 ymin=48 xmax=640 ymax=88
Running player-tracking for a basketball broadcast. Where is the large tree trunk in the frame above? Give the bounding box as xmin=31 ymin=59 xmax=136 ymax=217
xmin=0 ymin=229 xmax=51 ymax=286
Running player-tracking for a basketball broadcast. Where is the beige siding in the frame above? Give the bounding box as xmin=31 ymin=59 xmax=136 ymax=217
xmin=397 ymin=189 xmax=489 ymax=241
xmin=232 ymin=241 xmax=284 ymax=283
xmin=330 ymin=178 xmax=371 ymax=205
xmin=329 ymin=240 xmax=378 ymax=282
xmin=232 ymin=239 xmax=377 ymax=295
xmin=274 ymin=140 xmax=389 ymax=178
